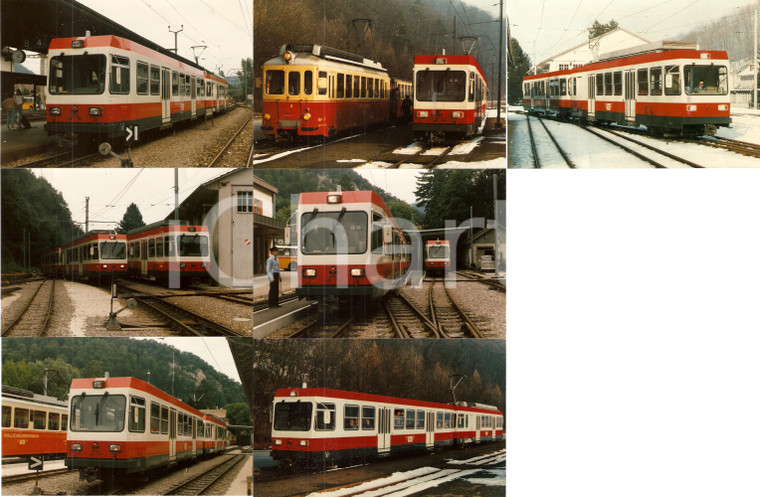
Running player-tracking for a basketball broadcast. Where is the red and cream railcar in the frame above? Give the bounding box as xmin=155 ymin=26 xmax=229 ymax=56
xmin=45 ymin=35 xmax=230 ymax=144
xmin=41 ymin=231 xmax=127 ymax=283
xmin=270 ymin=387 xmax=504 ymax=467
xmin=261 ymin=44 xmax=393 ymax=142
xmin=127 ymin=221 xmax=211 ymax=286
xmin=2 ymin=386 xmax=68 ymax=459
xmin=201 ymin=413 xmax=229 ymax=455
xmin=295 ymin=190 xmax=411 ymax=300
xmin=413 ymin=54 xmax=488 ymax=140
xmin=523 ymin=42 xmax=731 ymax=136
xmin=66 ymin=376 xmax=229 ymax=478
xmin=424 ymin=239 xmax=450 ymax=275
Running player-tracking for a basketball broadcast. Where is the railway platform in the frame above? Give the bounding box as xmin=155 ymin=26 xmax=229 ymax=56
xmin=253 ymin=298 xmax=317 ymax=338
xmin=1 ymin=125 xmax=55 ymax=164
xmin=226 ymin=454 xmax=253 ymax=496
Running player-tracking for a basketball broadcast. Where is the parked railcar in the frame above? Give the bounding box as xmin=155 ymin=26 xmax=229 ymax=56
xmin=294 ymin=190 xmax=411 ymax=300
xmin=261 ymin=44 xmax=393 ymax=142
xmin=41 ymin=231 xmax=127 ymax=283
xmin=522 ymin=41 xmax=731 ymax=136
xmin=270 ymin=387 xmax=504 ymax=467
xmin=1 ymin=386 xmax=68 ymax=459
xmin=66 ymin=376 xmax=229 ymax=479
xmin=424 ymin=239 xmax=450 ymax=276
xmin=126 ymin=221 xmax=211 ymax=286
xmin=413 ymin=54 xmax=488 ymax=141
xmin=45 ymin=35 xmax=230 ymax=146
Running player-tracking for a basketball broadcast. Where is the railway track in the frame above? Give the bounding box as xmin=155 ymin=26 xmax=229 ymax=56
xmin=455 ymin=271 xmax=506 ymax=292
xmin=1 ymin=279 xmax=55 ymax=337
xmin=1 ymin=467 xmax=71 ymax=484
xmin=586 ymin=124 xmax=705 ymax=168
xmin=287 ymin=314 xmax=354 ymax=338
xmin=207 ymin=112 xmax=254 ymax=167
xmin=128 ymin=294 xmax=244 ymax=337
xmin=164 ymin=454 xmax=247 ymax=495
xmin=696 ymin=136 xmax=760 ymax=159
xmin=525 ymin=115 xmax=540 ymax=168
xmin=384 ymin=290 xmax=441 ymax=338
xmin=253 ymin=293 xmax=299 ymax=312
xmin=17 ymin=151 xmax=102 ymax=168
xmin=428 ymin=279 xmax=484 ymax=338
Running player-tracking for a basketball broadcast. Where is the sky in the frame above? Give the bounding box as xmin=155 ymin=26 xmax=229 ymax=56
xmin=353 ymin=170 xmax=424 ymax=204
xmin=21 ymin=0 xmax=252 ymax=77
xmin=509 ymin=0 xmax=758 ymax=65
xmin=133 ymin=337 xmax=241 ymax=384
xmin=31 ymin=168 xmax=234 ymax=230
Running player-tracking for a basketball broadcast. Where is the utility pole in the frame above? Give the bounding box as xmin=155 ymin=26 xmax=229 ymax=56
xmin=493 ymin=174 xmax=500 ymax=276
xmin=168 ymin=25 xmax=183 ymax=54
xmin=174 ymin=169 xmax=179 ymax=221
xmin=496 ymin=0 xmax=504 ymax=126
xmin=453 ymin=17 xmax=457 ymax=55
xmin=755 ymin=10 xmax=758 ymax=109
xmin=85 ymin=196 xmax=90 ymax=233
xmin=469 ymin=206 xmax=474 ymax=269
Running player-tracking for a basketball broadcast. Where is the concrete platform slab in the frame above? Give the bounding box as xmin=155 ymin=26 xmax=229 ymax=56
xmin=253 ymin=298 xmax=317 ymax=338
xmin=1 ymin=124 xmax=55 ymax=163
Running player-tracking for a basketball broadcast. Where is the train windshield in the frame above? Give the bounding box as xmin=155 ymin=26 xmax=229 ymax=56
xmin=49 ymin=55 xmax=106 ymax=95
xmin=428 ymin=245 xmax=449 ymax=259
xmin=684 ymin=65 xmax=728 ymax=95
xmin=265 ymin=70 xmax=285 ymax=95
xmin=301 ymin=211 xmax=368 ymax=255
xmin=70 ymin=393 xmax=126 ymax=432
xmin=273 ymin=401 xmax=312 ymax=431
xmin=100 ymin=241 xmax=126 ymax=260
xmin=416 ymin=69 xmax=466 ymax=102
xmin=178 ymin=235 xmax=209 ymax=257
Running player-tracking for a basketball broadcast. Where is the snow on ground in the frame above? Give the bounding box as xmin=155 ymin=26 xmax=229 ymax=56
xmin=450 ymin=136 xmax=484 ymax=155
xmin=464 ymin=468 xmax=506 ymax=486
xmin=390 ymin=142 xmax=425 ymax=155
xmin=717 ymin=112 xmax=760 ymax=145
xmin=437 ymin=157 xmax=505 ymax=168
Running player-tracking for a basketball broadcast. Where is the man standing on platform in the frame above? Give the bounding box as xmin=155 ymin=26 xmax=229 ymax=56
xmin=267 ymin=246 xmax=281 ymax=308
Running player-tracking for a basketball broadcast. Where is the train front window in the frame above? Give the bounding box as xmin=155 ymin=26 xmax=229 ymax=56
xmin=273 ymin=401 xmax=312 ymax=431
xmin=49 ymin=55 xmax=106 ymax=95
xmin=178 ymin=235 xmax=209 ymax=257
xmin=100 ymin=241 xmax=126 ymax=260
xmin=301 ymin=211 xmax=368 ymax=255
xmin=288 ymin=72 xmax=300 ymax=96
xmin=684 ymin=65 xmax=728 ymax=95
xmin=428 ymin=245 xmax=449 ymax=259
xmin=416 ymin=69 xmax=466 ymax=102
xmin=70 ymin=393 xmax=126 ymax=432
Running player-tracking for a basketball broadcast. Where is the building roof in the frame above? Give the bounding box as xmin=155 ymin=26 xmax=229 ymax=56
xmin=538 ymin=27 xmax=649 ymax=70
xmin=254 ymin=175 xmax=278 ymax=195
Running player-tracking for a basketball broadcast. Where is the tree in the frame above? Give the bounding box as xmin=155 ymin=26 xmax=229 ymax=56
xmin=235 ymin=58 xmax=253 ymax=103
xmin=508 ymin=37 xmax=532 ymax=105
xmin=588 ymin=20 xmax=619 ymax=39
xmin=117 ymin=203 xmax=145 ymax=235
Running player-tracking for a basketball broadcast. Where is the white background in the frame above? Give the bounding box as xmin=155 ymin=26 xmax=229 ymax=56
xmin=507 ymin=169 xmax=760 ymax=496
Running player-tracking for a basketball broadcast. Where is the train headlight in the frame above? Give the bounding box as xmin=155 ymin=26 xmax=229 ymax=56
xmin=180 ymin=263 xmax=186 ymax=268
xmin=451 ymin=111 xmax=464 ymax=119
xmin=274 ymin=439 xmax=282 ymax=445
xmin=350 ymin=268 xmax=365 ymax=277
xmin=417 ymin=111 xmax=429 ymax=118
xmin=302 ymin=112 xmax=311 ymax=121
xmin=49 ymin=107 xmax=61 ymax=116
xmin=201 ymin=263 xmax=207 ymax=269
xmin=283 ymin=51 xmax=293 ymax=63
xmin=326 ymin=194 xmax=342 ymax=204
xmin=299 ymin=440 xmax=309 ymax=447
xmin=70 ymin=443 xmax=82 ymax=452
xmin=89 ymin=107 xmax=102 ymax=116
xmin=263 ymin=112 xmax=271 ymax=121
xmin=109 ymin=444 xmax=123 ymax=453
xmin=119 ymin=264 xmax=125 ymax=269
xmin=71 ymin=40 xmax=85 ymax=49
xmin=303 ymin=268 xmax=317 ymax=278
xmin=686 ymin=105 xmax=697 ymax=112
xmin=102 ymin=264 xmax=108 ymax=269
xmin=718 ymin=104 xmax=728 ymax=111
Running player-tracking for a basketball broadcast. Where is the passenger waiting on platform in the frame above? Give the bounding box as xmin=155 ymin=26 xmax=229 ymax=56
xmin=2 ymin=94 xmax=16 ymax=129
xmin=14 ymin=89 xmax=23 ymax=129
xmin=267 ymin=246 xmax=281 ymax=308
xmin=402 ymin=95 xmax=412 ymax=124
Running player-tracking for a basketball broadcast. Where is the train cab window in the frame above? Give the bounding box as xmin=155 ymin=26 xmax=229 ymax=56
xmin=664 ymin=65 xmax=680 ymax=95
xmin=136 ymin=61 xmax=149 ymax=95
xmin=129 ymin=396 xmax=146 ymax=433
xmin=2 ymin=406 xmax=11 ymax=427
xmin=318 ymin=71 xmax=327 ymax=95
xmin=337 ymin=73 xmax=345 ymax=98
xmin=344 ymin=405 xmax=360 ymax=430
xmin=303 ymin=70 xmax=313 ymax=95
xmin=288 ymin=72 xmax=300 ymax=96
xmin=179 ymin=234 xmax=209 ymax=256
xmin=436 ymin=412 xmax=443 ymax=429
xmin=150 ymin=402 xmax=160 ymax=433
xmin=595 ymin=74 xmax=603 ymax=96
xmin=148 ymin=239 xmax=156 ymax=258
xmin=101 ymin=241 xmax=125 ymax=260
xmin=416 ymin=410 xmax=424 ymax=429
xmin=62 ymin=414 xmax=68 ymax=430
xmin=49 ymin=413 xmax=60 ymax=430
xmin=49 ymin=54 xmax=106 ymax=94
xmin=33 ymin=410 xmax=46 ymax=429
xmin=361 ymin=406 xmax=375 ymax=430
xmin=13 ymin=408 xmax=28 ymax=428
xmin=109 ymin=55 xmax=130 ymax=94
xmin=315 ymin=403 xmax=335 ymax=431
xmin=650 ymin=67 xmax=662 ymax=95
xmin=637 ymin=69 xmax=648 ymax=95
xmin=301 ymin=211 xmax=368 ymax=255
xmin=613 ymin=71 xmax=622 ymax=95
xmin=160 ymin=405 xmax=169 ymax=434
xmin=417 ymin=69 xmax=466 ymax=102
xmin=70 ymin=394 xmax=126 ymax=432
xmin=172 ymin=71 xmax=179 ymax=96
xmin=346 ymin=75 xmax=353 ymax=98
xmin=560 ymin=78 xmax=566 ymax=96
xmin=150 ymin=65 xmax=160 ymax=95
xmin=393 ymin=408 xmax=405 ymax=429
xmin=604 ymin=72 xmax=612 ymax=96
xmin=684 ymin=65 xmax=728 ymax=95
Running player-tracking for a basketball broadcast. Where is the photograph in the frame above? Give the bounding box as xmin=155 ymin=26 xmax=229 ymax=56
xmin=1 ymin=168 xmax=254 ymax=337
xmin=0 ymin=336 xmax=252 ymax=496
xmin=252 ymin=169 xmax=505 ymax=339
xmin=252 ymin=0 xmax=505 ymax=169
xmin=253 ymin=339 xmax=505 ymax=497
xmin=1 ymin=0 xmax=253 ymax=168
xmin=508 ymin=0 xmax=760 ymax=167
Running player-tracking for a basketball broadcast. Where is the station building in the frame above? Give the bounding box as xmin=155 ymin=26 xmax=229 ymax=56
xmin=253 ymin=176 xmax=284 ymax=275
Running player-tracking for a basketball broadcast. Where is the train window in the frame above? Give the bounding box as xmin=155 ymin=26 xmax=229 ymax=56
xmin=560 ymin=78 xmax=566 ymax=96
xmin=101 ymin=241 xmax=125 ymax=259
xmin=318 ymin=71 xmax=327 ymax=95
xmin=344 ymin=405 xmax=360 ymax=430
xmin=141 ymin=241 xmax=147 ymax=261
xmin=62 ymin=414 xmax=68 ymax=430
xmin=371 ymin=213 xmax=383 ymax=251
xmin=148 ymin=239 xmax=155 ymax=258
xmin=665 ymin=65 xmax=680 ymax=95
xmin=637 ymin=69 xmax=648 ymax=95
xmin=90 ymin=243 xmax=99 ymax=260
xmin=604 ymin=72 xmax=612 ymax=96
xmin=684 ymin=65 xmax=728 ymax=95
xmin=417 ymin=69 xmax=466 ymax=102
xmin=336 ymin=73 xmax=345 ymax=98
xmin=185 ymin=75 xmax=192 ymax=97
xmin=301 ymin=211 xmax=368 ymax=255
xmin=613 ymin=71 xmax=622 ymax=96
xmin=33 ymin=410 xmax=46 ymax=429
xmin=374 ymin=79 xmax=379 ymax=98
xmin=70 ymin=394 xmax=126 ymax=432
xmin=393 ymin=408 xmax=405 ymax=430
xmin=650 ymin=67 xmax=662 ymax=95
xmin=49 ymin=412 xmax=60 ymax=430
xmin=160 ymin=405 xmax=169 ymax=434
xmin=445 ymin=412 xmax=452 ymax=429
xmin=303 ymin=70 xmax=313 ymax=95
xmin=359 ymin=77 xmax=365 ymax=98
xmin=129 ymin=396 xmax=146 ymax=433
xmin=404 ymin=409 xmax=415 ymax=429
xmin=468 ymin=72 xmax=475 ymax=102
xmin=595 ymin=74 xmax=603 ymax=96
xmin=288 ymin=72 xmax=300 ymax=96
xmin=49 ymin=54 xmax=106 ymax=95
xmin=165 ymin=236 xmax=175 ymax=257
xmin=361 ymin=406 xmax=375 ymax=430
xmin=14 ymin=408 xmax=29 ymax=428
xmin=416 ymin=410 xmax=424 ymax=429
xmin=346 ymin=75 xmax=353 ymax=98
xmin=156 ymin=238 xmax=164 ymax=258
xmin=436 ymin=412 xmax=443 ymax=429
xmin=150 ymin=402 xmax=160 ymax=433
xmin=265 ymin=70 xmax=285 ymax=97
xmin=198 ymin=78 xmax=205 ymax=98
xmin=315 ymin=403 xmax=335 ymax=431
xmin=2 ymin=406 xmax=10 ymax=427
xmin=457 ymin=413 xmax=465 ymax=428
xmin=137 ymin=61 xmax=149 ymax=95
xmin=150 ymin=65 xmax=160 ymax=95
xmin=352 ymin=76 xmax=359 ymax=99
xmin=109 ymin=55 xmax=130 ymax=94
xmin=172 ymin=71 xmax=179 ymax=96
xmin=179 ymin=234 xmax=209 ymax=256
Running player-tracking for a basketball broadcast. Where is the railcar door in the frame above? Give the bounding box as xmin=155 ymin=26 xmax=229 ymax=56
xmin=191 ymin=76 xmax=197 ymax=117
xmin=587 ymin=75 xmax=596 ymax=120
xmin=624 ymin=69 xmax=636 ymax=122
xmin=161 ymin=68 xmax=171 ymax=125
xmin=475 ymin=414 xmax=481 ymax=442
xmin=377 ymin=407 xmax=391 ymax=455
xmin=169 ymin=408 xmax=177 ymax=462
xmin=425 ymin=411 xmax=435 ymax=449
xmin=141 ymin=240 xmax=148 ymax=277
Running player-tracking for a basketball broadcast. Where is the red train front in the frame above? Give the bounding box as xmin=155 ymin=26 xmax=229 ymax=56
xmin=413 ymin=54 xmax=488 ymax=141
xmin=42 ymin=231 xmax=127 ymax=283
xmin=295 ymin=190 xmax=410 ymax=300
xmin=424 ymin=239 xmax=450 ymax=276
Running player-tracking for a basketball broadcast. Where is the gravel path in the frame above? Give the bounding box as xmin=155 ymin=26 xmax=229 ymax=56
xmin=165 ymin=295 xmax=252 ymax=336
xmin=447 ymin=281 xmax=505 ymax=338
